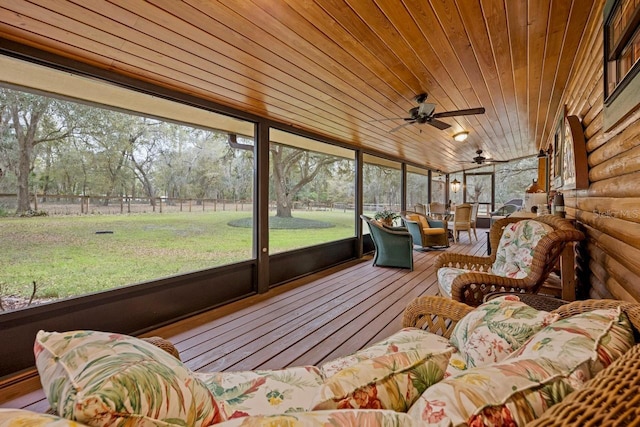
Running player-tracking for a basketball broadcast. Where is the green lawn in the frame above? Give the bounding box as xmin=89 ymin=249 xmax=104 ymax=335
xmin=0 ymin=211 xmax=356 ymax=299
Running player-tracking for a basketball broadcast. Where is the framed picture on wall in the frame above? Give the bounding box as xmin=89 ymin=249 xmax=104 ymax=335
xmin=552 ymin=115 xmax=564 ymax=189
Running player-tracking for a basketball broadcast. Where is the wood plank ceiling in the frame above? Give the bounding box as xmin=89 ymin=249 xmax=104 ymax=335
xmin=0 ymin=0 xmax=596 ymax=172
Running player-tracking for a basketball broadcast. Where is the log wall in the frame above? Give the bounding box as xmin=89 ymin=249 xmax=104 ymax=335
xmin=552 ymin=1 xmax=640 ymax=302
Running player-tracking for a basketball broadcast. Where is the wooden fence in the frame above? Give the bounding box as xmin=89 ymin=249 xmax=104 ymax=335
xmin=0 ymin=193 xmax=364 ymax=216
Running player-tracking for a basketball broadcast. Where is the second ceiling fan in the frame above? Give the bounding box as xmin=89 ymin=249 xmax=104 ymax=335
xmin=385 ymin=93 xmax=485 ymax=133
xmin=467 ymin=149 xmax=508 ymax=165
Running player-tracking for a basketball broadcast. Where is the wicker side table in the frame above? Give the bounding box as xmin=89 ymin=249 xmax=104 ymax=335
xmin=484 ymin=292 xmax=568 ymax=311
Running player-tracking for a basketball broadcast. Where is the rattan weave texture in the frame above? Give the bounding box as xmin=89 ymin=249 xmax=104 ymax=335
xmin=402 ymin=296 xmax=474 ymax=338
xmin=526 ymin=343 xmax=640 ymax=427
xmin=141 ymin=336 xmax=181 ymax=360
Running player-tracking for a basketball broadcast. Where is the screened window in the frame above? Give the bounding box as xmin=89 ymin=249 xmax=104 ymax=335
xmin=268 ymin=129 xmax=355 ymax=253
xmin=494 ymin=157 xmax=538 ymax=206
xmin=406 ymin=165 xmax=429 ymax=210
xmin=0 ymin=57 xmax=255 ymax=309
xmin=431 ymin=171 xmax=447 ymax=205
xmin=362 ymin=154 xmax=401 ymax=231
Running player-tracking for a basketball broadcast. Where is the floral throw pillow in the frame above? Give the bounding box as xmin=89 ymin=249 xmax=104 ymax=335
xmin=312 ymin=328 xmax=454 ymax=412
xmin=509 ymin=307 xmax=635 ymax=374
xmin=491 ymin=220 xmax=553 ymax=278
xmin=35 ymin=330 xmax=223 ymax=427
xmin=408 ymin=356 xmax=589 ymax=426
xmin=450 ymin=295 xmax=558 ymax=368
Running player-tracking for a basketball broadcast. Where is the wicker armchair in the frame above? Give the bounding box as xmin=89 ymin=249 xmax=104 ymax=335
xmin=400 ymin=210 xmax=449 ymax=249
xmin=435 ymin=215 xmax=585 ymax=306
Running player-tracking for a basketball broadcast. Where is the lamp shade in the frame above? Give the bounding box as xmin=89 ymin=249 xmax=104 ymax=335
xmin=451 ymin=178 xmax=461 ymax=193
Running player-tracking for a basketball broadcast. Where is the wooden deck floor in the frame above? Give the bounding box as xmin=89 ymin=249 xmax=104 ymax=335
xmin=0 ymin=231 xmax=488 ymax=412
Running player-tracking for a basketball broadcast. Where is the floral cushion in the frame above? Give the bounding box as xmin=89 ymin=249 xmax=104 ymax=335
xmin=450 ymin=296 xmax=558 ymax=368
xmin=195 ymin=366 xmax=323 ymax=420
xmin=213 ymin=409 xmax=418 ymax=426
xmin=311 ymin=328 xmax=454 ymax=412
xmin=509 ymin=307 xmax=635 ymax=374
xmin=34 ymin=330 xmax=223 ymax=427
xmin=491 ymin=220 xmax=553 ymax=278
xmin=444 ymin=350 xmax=468 ymax=377
xmin=436 ymin=267 xmax=473 ymax=298
xmin=0 ymin=408 xmax=89 ymax=426
xmin=407 ymin=356 xmax=591 ymax=426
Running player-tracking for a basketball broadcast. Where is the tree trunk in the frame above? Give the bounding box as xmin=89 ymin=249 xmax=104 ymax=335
xmin=276 ymin=202 xmax=292 ymax=218
xmin=16 ymin=134 xmax=32 ymax=213
xmin=12 ymin=105 xmax=42 ymax=214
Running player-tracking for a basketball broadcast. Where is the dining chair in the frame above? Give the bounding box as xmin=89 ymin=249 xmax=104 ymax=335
xmin=470 ymin=202 xmax=479 ymax=241
xmin=452 ymin=203 xmax=472 ymax=243
xmin=429 ymin=202 xmax=446 ymax=218
xmin=413 ymin=203 xmax=427 ymax=215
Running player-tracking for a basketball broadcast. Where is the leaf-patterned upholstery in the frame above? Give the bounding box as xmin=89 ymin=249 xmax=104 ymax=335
xmin=448 ymin=296 xmax=558 ymax=369
xmin=35 ymin=330 xmax=223 ymax=427
xmin=311 ymin=328 xmax=454 ymax=412
xmin=491 ymin=220 xmax=554 ymax=278
xmin=407 ymin=302 xmax=635 ymax=426
xmin=195 ymin=366 xmax=323 ymax=420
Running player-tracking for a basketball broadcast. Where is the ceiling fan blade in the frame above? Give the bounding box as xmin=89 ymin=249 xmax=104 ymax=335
xmin=427 ymin=118 xmax=451 ymax=130
xmin=390 ymin=121 xmax=414 ymax=133
xmin=484 ymin=159 xmax=509 ymax=163
xmin=432 ymin=107 xmax=486 ymax=118
xmin=368 ymin=117 xmax=411 ymax=122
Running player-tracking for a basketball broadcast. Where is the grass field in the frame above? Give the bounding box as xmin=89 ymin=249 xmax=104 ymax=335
xmin=0 ymin=210 xmax=357 ymax=299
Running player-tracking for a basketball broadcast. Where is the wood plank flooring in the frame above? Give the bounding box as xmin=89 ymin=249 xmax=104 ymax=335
xmin=0 ymin=231 xmax=488 ymax=412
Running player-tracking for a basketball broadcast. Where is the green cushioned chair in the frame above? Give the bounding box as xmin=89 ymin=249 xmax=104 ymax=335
xmin=361 ymin=215 xmax=413 ymax=270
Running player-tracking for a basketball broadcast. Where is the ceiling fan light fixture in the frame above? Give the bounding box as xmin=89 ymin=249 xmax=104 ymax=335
xmin=453 ymin=131 xmax=469 ymax=142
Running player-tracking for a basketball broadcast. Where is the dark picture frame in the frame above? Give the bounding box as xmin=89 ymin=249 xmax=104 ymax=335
xmin=561 ymin=115 xmax=589 ymax=190
xmin=552 ymin=115 xmax=564 ymax=189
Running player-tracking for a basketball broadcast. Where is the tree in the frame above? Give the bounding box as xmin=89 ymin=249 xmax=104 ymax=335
xmin=1 ymin=89 xmax=69 ymax=213
xmin=270 ymin=143 xmax=340 ymax=218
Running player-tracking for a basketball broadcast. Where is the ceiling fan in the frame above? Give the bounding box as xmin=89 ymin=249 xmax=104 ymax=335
xmin=466 ymin=149 xmax=509 ymax=165
xmin=379 ymin=93 xmax=485 ymax=133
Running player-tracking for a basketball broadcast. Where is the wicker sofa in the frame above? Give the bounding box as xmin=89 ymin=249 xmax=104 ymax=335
xmin=403 ymin=296 xmax=640 ymax=426
xmin=2 ymin=296 xmax=639 ymax=426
